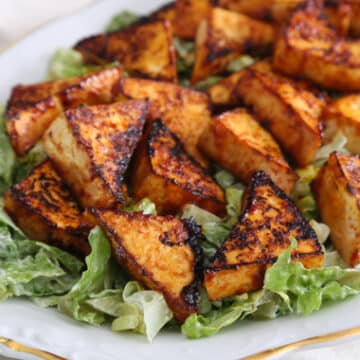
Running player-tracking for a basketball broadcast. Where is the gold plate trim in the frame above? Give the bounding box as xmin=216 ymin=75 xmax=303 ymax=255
xmin=0 ymin=337 xmax=66 ymax=360
xmin=243 ymin=325 xmax=360 ymax=360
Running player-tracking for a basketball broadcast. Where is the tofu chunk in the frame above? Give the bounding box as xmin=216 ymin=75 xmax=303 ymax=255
xmin=218 ymin=0 xmax=303 ymax=23
xmin=149 ymin=2 xmax=176 ymax=23
xmin=91 ymin=209 xmax=203 ymax=322
xmin=4 ymin=160 xmax=92 ymax=256
xmin=313 ymin=152 xmax=360 ymax=267
xmin=323 ymin=95 xmax=360 ymax=155
xmin=131 ymin=119 xmax=225 ymax=216
xmin=273 ymin=1 xmax=360 ymax=91
xmin=199 ymin=108 xmax=298 ymax=194
xmin=205 ymin=171 xmax=324 ymax=301
xmin=235 ymin=60 xmax=323 ymax=166
xmin=191 ymin=7 xmax=275 ymax=83
xmin=116 ymin=77 xmax=212 ymax=167
xmin=43 ymin=100 xmax=148 ymax=208
xmin=5 ymin=67 xmax=122 ymax=155
xmin=74 ymin=20 xmax=177 ymax=82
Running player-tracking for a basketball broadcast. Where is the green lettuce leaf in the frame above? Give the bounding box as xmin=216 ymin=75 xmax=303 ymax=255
xmin=174 ymin=37 xmax=195 ymax=75
xmin=194 ymin=76 xmax=223 ymax=91
xmin=106 ymin=11 xmax=140 ymax=33
xmin=227 ymin=55 xmax=255 ymax=73
xmin=124 ymin=198 xmax=157 ymax=215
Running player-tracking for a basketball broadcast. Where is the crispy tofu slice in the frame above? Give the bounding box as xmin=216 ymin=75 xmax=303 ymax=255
xmin=5 ymin=67 xmax=122 ymax=155
xmin=74 ymin=20 xmax=177 ymax=82
xmin=323 ymin=94 xmax=360 ymax=154
xmin=116 ymin=77 xmax=212 ymax=167
xmin=199 ymin=108 xmax=298 ymax=194
xmin=131 ymin=119 xmax=225 ymax=216
xmin=313 ymin=152 xmax=360 ymax=267
xmin=149 ymin=2 xmax=176 ymax=23
xmin=43 ymin=100 xmax=148 ymax=208
xmin=273 ymin=1 xmax=360 ymax=91
xmin=191 ymin=7 xmax=275 ymax=83
xmin=204 ymin=171 xmax=324 ymax=301
xmin=4 ymin=160 xmax=92 ymax=256
xmin=235 ymin=60 xmax=323 ymax=166
xmin=91 ymin=209 xmax=203 ymax=322
xmin=218 ymin=0 xmax=304 ymax=23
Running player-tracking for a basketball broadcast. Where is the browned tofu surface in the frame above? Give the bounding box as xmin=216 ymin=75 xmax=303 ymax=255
xmin=235 ymin=60 xmax=323 ymax=166
xmin=199 ymin=108 xmax=298 ymax=194
xmin=91 ymin=209 xmax=203 ymax=322
xmin=43 ymin=100 xmax=148 ymax=208
xmin=116 ymin=77 xmax=212 ymax=167
xmin=74 ymin=20 xmax=177 ymax=82
xmin=204 ymin=171 xmax=324 ymax=301
xmin=149 ymin=2 xmax=177 ymax=23
xmin=323 ymin=94 xmax=360 ymax=155
xmin=4 ymin=160 xmax=92 ymax=256
xmin=191 ymin=7 xmax=275 ymax=83
xmin=313 ymin=152 xmax=360 ymax=267
xmin=6 ymin=67 xmax=122 ymax=155
xmin=131 ymin=119 xmax=225 ymax=216
xmin=273 ymin=1 xmax=360 ymax=91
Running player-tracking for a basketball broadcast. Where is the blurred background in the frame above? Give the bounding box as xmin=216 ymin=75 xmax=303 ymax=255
xmin=0 ymin=1 xmax=359 ymax=359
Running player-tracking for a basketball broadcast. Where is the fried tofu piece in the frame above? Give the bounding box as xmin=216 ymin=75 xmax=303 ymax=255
xmin=204 ymin=171 xmax=324 ymax=301
xmin=91 ymin=209 xmax=203 ymax=322
xmin=273 ymin=1 xmax=360 ymax=91
xmin=4 ymin=160 xmax=92 ymax=256
xmin=218 ymin=0 xmax=304 ymax=23
xmin=149 ymin=2 xmax=176 ymax=23
xmin=313 ymin=152 xmax=360 ymax=267
xmin=5 ymin=67 xmax=122 ymax=155
xmin=323 ymin=94 xmax=360 ymax=154
xmin=74 ymin=20 xmax=177 ymax=82
xmin=191 ymin=7 xmax=275 ymax=83
xmin=235 ymin=60 xmax=323 ymax=166
xmin=199 ymin=108 xmax=298 ymax=194
xmin=116 ymin=77 xmax=212 ymax=167
xmin=43 ymin=100 xmax=148 ymax=208
xmin=131 ymin=120 xmax=225 ymax=216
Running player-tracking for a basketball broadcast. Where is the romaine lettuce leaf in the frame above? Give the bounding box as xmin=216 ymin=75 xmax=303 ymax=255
xmin=106 ymin=11 xmax=140 ymax=33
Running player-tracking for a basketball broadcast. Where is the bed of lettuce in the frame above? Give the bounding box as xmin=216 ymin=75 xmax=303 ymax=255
xmin=1 ymin=10 xmax=360 ymax=342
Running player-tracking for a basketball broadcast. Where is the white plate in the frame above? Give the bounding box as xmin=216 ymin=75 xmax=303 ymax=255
xmin=1 ymin=1 xmax=360 ymax=359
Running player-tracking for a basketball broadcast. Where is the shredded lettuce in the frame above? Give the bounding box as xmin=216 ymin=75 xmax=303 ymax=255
xmin=174 ymin=37 xmax=195 ymax=76
xmin=106 ymin=11 xmax=140 ymax=33
xmin=227 ymin=55 xmax=255 ymax=73
xmin=194 ymin=76 xmax=223 ymax=91
xmin=124 ymin=198 xmax=157 ymax=215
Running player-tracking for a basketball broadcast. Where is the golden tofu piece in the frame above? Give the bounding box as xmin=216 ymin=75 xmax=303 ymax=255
xmin=4 ymin=160 xmax=92 ymax=256
xmin=273 ymin=1 xmax=360 ymax=91
xmin=6 ymin=67 xmax=122 ymax=155
xmin=174 ymin=0 xmax=212 ymax=39
xmin=43 ymin=100 xmax=148 ymax=208
xmin=218 ymin=0 xmax=303 ymax=23
xmin=91 ymin=209 xmax=203 ymax=322
xmin=235 ymin=60 xmax=323 ymax=166
xmin=313 ymin=152 xmax=360 ymax=267
xmin=149 ymin=2 xmax=176 ymax=23
xmin=74 ymin=20 xmax=177 ymax=82
xmin=205 ymin=171 xmax=324 ymax=301
xmin=191 ymin=7 xmax=275 ymax=83
xmin=117 ymin=77 xmax=212 ymax=167
xmin=131 ymin=120 xmax=225 ymax=216
xmin=199 ymin=108 xmax=298 ymax=194
xmin=323 ymin=94 xmax=360 ymax=154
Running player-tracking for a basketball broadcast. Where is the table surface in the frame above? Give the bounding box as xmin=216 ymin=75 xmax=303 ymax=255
xmin=0 ymin=1 xmax=359 ymax=359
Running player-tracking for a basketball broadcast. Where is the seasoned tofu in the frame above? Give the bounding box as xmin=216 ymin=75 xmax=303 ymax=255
xmin=43 ymin=100 xmax=148 ymax=208
xmin=205 ymin=171 xmax=324 ymax=301
xmin=235 ymin=60 xmax=323 ymax=166
xmin=4 ymin=160 xmax=92 ymax=256
xmin=218 ymin=0 xmax=303 ymax=23
xmin=149 ymin=2 xmax=176 ymax=23
xmin=323 ymin=94 xmax=360 ymax=154
xmin=199 ymin=108 xmax=298 ymax=194
xmin=273 ymin=1 xmax=360 ymax=91
xmin=91 ymin=209 xmax=203 ymax=322
xmin=191 ymin=7 xmax=275 ymax=83
xmin=74 ymin=20 xmax=177 ymax=82
xmin=174 ymin=0 xmax=212 ymax=39
xmin=131 ymin=119 xmax=225 ymax=216
xmin=313 ymin=152 xmax=360 ymax=267
xmin=5 ymin=67 xmax=123 ymax=155
xmin=116 ymin=77 xmax=212 ymax=167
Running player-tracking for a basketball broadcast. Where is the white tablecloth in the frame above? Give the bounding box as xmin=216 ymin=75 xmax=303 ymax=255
xmin=0 ymin=1 xmax=359 ymax=359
